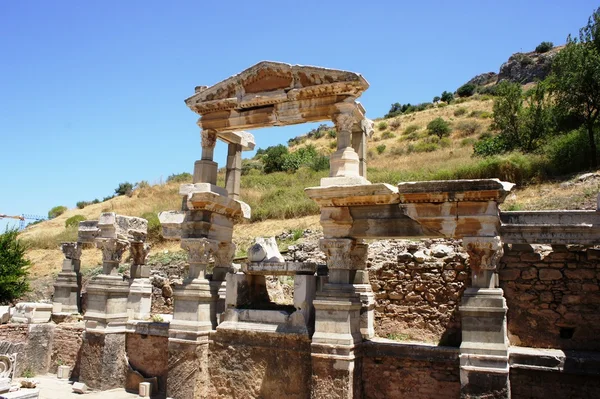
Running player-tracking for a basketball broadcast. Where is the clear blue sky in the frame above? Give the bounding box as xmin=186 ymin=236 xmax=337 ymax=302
xmin=0 ymin=0 xmax=597 ymax=230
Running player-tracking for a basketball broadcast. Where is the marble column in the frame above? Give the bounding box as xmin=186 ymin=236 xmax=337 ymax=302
xmin=193 ymin=129 xmax=218 ymax=185
xmin=459 ymin=236 xmax=510 ymax=399
xmin=225 ymin=143 xmax=242 ymax=200
xmin=52 ymin=242 xmax=82 ymax=314
xmin=311 ymin=238 xmax=364 ymax=399
xmin=127 ymin=241 xmax=152 ymax=320
xmin=167 ymin=237 xmax=219 ymax=399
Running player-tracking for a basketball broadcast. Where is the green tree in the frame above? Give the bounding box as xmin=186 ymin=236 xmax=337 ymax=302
xmin=549 ymin=7 xmax=600 ymax=168
xmin=491 ymin=81 xmax=523 ymax=149
xmin=433 ymin=95 xmax=441 ymax=103
xmin=441 ymin=91 xmax=454 ymax=103
xmin=427 ymin=117 xmax=451 ymax=139
xmin=114 ymin=182 xmax=134 ymax=196
xmin=521 ymin=82 xmax=554 ymax=152
xmin=457 ymin=83 xmax=476 ymax=97
xmin=0 ymin=228 xmax=30 ymax=304
xmin=262 ymin=144 xmax=289 ymax=173
xmin=535 ymin=41 xmax=554 ymax=53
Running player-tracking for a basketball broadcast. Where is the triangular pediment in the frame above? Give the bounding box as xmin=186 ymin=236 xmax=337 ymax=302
xmin=186 ymin=61 xmax=369 ymax=110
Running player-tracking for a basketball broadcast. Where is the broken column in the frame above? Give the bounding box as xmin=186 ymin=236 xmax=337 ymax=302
xmin=52 ymin=242 xmax=82 ymax=314
xmin=127 ymin=233 xmax=152 ymax=320
xmin=159 ymin=129 xmax=250 ymax=399
xmin=220 ymin=131 xmax=255 ymax=201
xmin=311 ymin=238 xmax=364 ymax=399
xmin=80 ymin=213 xmax=147 ymax=391
xmin=459 ymin=236 xmax=510 ymax=399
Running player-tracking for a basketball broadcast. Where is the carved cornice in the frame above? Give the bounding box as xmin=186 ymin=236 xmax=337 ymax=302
xmin=96 ymin=238 xmax=129 ymax=263
xmin=61 ymin=242 xmax=82 ymax=260
xmin=181 ymin=238 xmax=218 ymax=264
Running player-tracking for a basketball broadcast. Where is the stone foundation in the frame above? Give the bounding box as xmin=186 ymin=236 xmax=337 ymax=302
xmin=79 ymin=331 xmax=127 ymax=390
xmin=167 ymin=340 xmax=210 ymax=399
xmin=126 ymin=331 xmax=168 ymax=395
xmin=362 ymin=340 xmax=459 ymax=399
xmin=208 ymin=329 xmax=311 ymax=399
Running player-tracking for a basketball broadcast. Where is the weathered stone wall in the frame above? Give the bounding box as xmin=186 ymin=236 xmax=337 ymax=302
xmin=510 ymin=368 xmax=600 ymax=398
xmin=362 ymin=340 xmax=460 ymax=399
xmin=499 ymin=244 xmax=600 ymax=350
xmin=207 ymin=330 xmax=312 ymax=399
xmin=50 ymin=323 xmax=84 ymax=378
xmin=126 ymin=333 xmax=168 ymax=394
xmin=368 ymin=239 xmax=470 ymax=345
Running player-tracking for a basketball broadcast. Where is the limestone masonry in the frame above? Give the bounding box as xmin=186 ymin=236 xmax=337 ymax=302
xmin=1 ymin=61 xmax=599 ymax=399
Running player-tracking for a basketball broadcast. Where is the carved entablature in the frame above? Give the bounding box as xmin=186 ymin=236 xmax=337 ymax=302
xmin=185 ymin=61 xmax=370 ymax=132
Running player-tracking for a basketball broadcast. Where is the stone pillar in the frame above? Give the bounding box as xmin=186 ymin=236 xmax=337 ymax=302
xmin=225 ymin=143 xmax=242 ymax=200
xmin=167 ymin=237 xmax=219 ymax=399
xmin=311 ymin=238 xmax=363 ymax=399
xmin=459 ymin=236 xmax=510 ymax=399
xmin=52 ymin=242 xmax=82 ymax=314
xmin=212 ymin=242 xmax=236 ymax=324
xmin=84 ymin=238 xmax=130 ymax=328
xmin=349 ymin=243 xmax=375 ymax=339
xmin=193 ymin=129 xmax=218 ymax=185
xmin=127 ymin=241 xmax=152 ymax=320
xmin=329 ymin=112 xmax=360 ymax=180
xmin=351 ymin=129 xmax=366 ymax=180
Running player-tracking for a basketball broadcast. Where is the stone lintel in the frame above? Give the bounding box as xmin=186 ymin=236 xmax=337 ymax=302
xmin=97 ymin=213 xmax=148 ymax=242
xmin=305 ymin=183 xmax=398 ymax=207
xmin=242 ymin=262 xmax=317 ymax=276
xmin=78 ymin=220 xmax=99 ymax=243
xmin=398 ymin=179 xmax=514 ymax=204
xmin=217 ymin=130 xmax=255 ymax=151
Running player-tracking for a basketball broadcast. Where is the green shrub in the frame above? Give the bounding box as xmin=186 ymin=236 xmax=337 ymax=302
xmin=142 ymin=212 xmax=163 ymax=243
xmin=102 ymin=195 xmax=114 ymax=202
xmin=262 ymin=144 xmax=289 ymax=173
xmin=0 ymin=228 xmax=30 ymax=304
xmin=457 ymin=83 xmax=476 ymax=97
xmin=441 ymin=91 xmax=454 ymax=103
xmin=535 ymin=41 xmax=553 ymax=53
xmin=76 ymin=201 xmax=92 ymax=209
xmin=456 ymin=120 xmax=482 ymax=137
xmin=241 ymin=159 xmax=264 ymax=175
xmin=461 ymin=137 xmax=477 ymax=147
xmin=439 ymin=137 xmax=452 ymax=148
xmin=48 ymin=206 xmax=67 ymax=219
xmin=65 ymin=215 xmax=86 ymax=228
xmin=166 ymin=172 xmax=192 ymax=183
xmin=327 ymin=129 xmax=337 ymax=139
xmin=329 ymin=141 xmax=337 ymax=149
xmin=404 ymin=124 xmax=420 ymax=135
xmin=114 ymin=182 xmax=134 ymax=196
xmin=543 ymin=129 xmax=590 ymax=175
xmin=391 ymin=147 xmax=405 ymax=156
xmin=433 ymin=96 xmax=441 ymax=103
xmin=454 ymin=107 xmax=468 ymax=117
xmin=376 ymin=144 xmax=386 ymax=154
xmin=473 ymin=135 xmax=511 ymax=157
xmin=310 ymin=154 xmax=330 ymax=172
xmin=413 ymin=142 xmax=439 ymax=153
xmin=377 ymin=121 xmax=388 ymax=130
xmin=389 ymin=118 xmax=401 ymax=129
xmin=427 ymin=117 xmax=451 ymax=139
xmin=381 ymin=131 xmax=396 ymax=139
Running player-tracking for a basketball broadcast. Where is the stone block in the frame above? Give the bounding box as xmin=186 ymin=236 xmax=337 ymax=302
xmin=72 ymin=382 xmax=88 ymax=394
xmin=0 ymin=307 xmax=10 ymax=324
xmin=78 ymin=220 xmax=99 ymax=243
xmin=0 ymin=389 xmax=39 ymax=399
xmin=242 ymin=262 xmax=316 ymax=276
xmin=247 ymin=237 xmax=284 ymax=263
xmin=98 ymin=213 xmax=148 ymax=241
xmin=10 ymin=303 xmax=52 ymax=324
xmin=539 ymin=269 xmax=563 ymax=281
xmin=57 ymin=365 xmax=71 ymax=379
xmin=139 ymin=381 xmax=152 ymax=397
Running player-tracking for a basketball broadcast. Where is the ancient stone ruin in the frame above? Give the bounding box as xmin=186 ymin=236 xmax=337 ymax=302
xmin=1 ymin=61 xmax=599 ymax=399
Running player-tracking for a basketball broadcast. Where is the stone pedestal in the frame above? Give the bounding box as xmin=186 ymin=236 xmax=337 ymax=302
xmin=459 ymin=236 xmax=510 ymax=399
xmin=53 ymin=243 xmax=82 ymax=314
xmin=127 ymin=242 xmax=151 ymax=320
xmin=310 ymin=239 xmax=365 ymax=399
xmin=79 ymin=331 xmax=127 ymax=391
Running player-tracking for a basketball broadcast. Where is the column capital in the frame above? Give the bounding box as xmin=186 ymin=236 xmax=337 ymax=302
xmin=61 ymin=242 xmax=82 ymax=260
xmin=213 ymin=242 xmax=236 ymax=268
xmin=462 ymin=236 xmax=503 ymax=271
xmin=320 ymin=238 xmax=355 ymax=270
xmin=332 ymin=112 xmax=356 ymax=133
xmin=96 ymin=238 xmax=130 ymax=263
xmin=181 ymin=237 xmax=218 ymax=264
xmin=130 ymin=242 xmax=151 ymax=266
xmin=201 ymin=129 xmax=217 ymax=150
